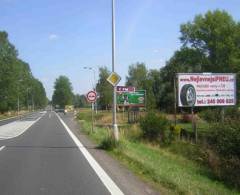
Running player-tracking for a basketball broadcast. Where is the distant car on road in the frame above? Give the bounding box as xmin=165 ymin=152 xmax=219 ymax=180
xmin=55 ymin=108 xmax=66 ymax=114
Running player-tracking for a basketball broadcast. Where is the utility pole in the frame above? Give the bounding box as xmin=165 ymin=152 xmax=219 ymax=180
xmin=112 ymin=0 xmax=119 ymax=141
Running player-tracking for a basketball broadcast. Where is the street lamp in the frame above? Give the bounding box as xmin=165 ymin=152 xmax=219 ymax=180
xmin=27 ymin=88 xmax=30 ymax=111
xmin=112 ymin=0 xmax=119 ymax=141
xmin=83 ymin=66 xmax=98 ymax=113
xmin=17 ymin=79 xmax=23 ymax=117
xmin=83 ymin=67 xmax=96 ymax=89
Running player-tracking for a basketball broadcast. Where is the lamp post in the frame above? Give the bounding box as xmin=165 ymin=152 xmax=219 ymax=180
xmin=112 ymin=0 xmax=119 ymax=141
xmin=83 ymin=66 xmax=98 ymax=114
xmin=27 ymin=88 xmax=30 ymax=111
xmin=17 ymin=79 xmax=23 ymax=117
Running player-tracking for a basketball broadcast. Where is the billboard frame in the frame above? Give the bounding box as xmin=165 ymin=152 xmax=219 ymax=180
xmin=177 ymin=73 xmax=237 ymax=107
xmin=117 ymin=90 xmax=146 ymax=108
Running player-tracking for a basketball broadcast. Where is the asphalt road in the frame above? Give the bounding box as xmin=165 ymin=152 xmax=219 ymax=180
xmin=0 ymin=111 xmax=119 ymax=195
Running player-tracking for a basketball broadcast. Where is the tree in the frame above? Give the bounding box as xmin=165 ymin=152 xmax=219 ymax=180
xmin=31 ymin=78 xmax=47 ymax=108
xmin=180 ymin=10 xmax=240 ymax=99
xmin=52 ymin=76 xmax=74 ymax=107
xmin=126 ymin=63 xmax=156 ymax=109
xmin=156 ymin=10 xmax=240 ymax=111
xmin=74 ymin=94 xmax=88 ymax=108
xmin=126 ymin=62 xmax=148 ymax=88
xmin=157 ymin=48 xmax=208 ymax=112
xmin=96 ymin=67 xmax=112 ymax=110
xmin=0 ymin=31 xmax=47 ymax=112
xmin=180 ymin=10 xmax=240 ymax=72
xmin=0 ymin=31 xmax=18 ymax=112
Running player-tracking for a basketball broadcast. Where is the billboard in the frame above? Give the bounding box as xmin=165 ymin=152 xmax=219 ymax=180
xmin=178 ymin=73 xmax=236 ymax=107
xmin=116 ymin=86 xmax=135 ymax=92
xmin=117 ymin=90 xmax=146 ymax=107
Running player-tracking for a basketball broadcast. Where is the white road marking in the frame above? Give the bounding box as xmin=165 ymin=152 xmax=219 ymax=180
xmin=0 ymin=146 xmax=5 ymax=151
xmin=49 ymin=113 xmax=51 ymax=118
xmin=56 ymin=113 xmax=124 ymax=195
xmin=0 ymin=113 xmax=45 ymax=140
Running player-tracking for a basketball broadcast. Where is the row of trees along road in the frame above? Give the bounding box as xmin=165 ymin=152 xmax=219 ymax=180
xmin=52 ymin=76 xmax=74 ymax=108
xmin=0 ymin=31 xmax=47 ymax=113
xmin=95 ymin=10 xmax=240 ymax=112
xmin=53 ymin=10 xmax=240 ymax=112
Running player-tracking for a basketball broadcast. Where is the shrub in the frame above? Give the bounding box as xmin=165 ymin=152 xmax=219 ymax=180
xmin=99 ymin=137 xmax=124 ymax=151
xmin=199 ymin=108 xmax=221 ymax=123
xmin=170 ymin=125 xmax=181 ymax=140
xmin=224 ymin=107 xmax=240 ymax=121
xmin=207 ymin=119 xmax=240 ymax=188
xmin=140 ymin=112 xmax=171 ymax=144
xmin=209 ymin=120 xmax=240 ymax=158
xmin=199 ymin=107 xmax=240 ymax=123
xmin=219 ymin=157 xmax=240 ymax=188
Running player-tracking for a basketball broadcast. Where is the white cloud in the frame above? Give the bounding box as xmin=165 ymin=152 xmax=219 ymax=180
xmin=153 ymin=49 xmax=160 ymax=53
xmin=48 ymin=34 xmax=59 ymax=41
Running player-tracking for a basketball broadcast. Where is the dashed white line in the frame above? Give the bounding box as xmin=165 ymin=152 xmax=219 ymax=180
xmin=56 ymin=113 xmax=124 ymax=195
xmin=0 ymin=146 xmax=5 ymax=151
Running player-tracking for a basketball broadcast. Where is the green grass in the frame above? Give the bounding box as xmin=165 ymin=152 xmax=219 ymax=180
xmin=0 ymin=113 xmax=16 ymax=120
xmin=118 ymin=141 xmax=239 ymax=195
xmin=178 ymin=122 xmax=210 ymax=133
xmin=77 ymin=111 xmax=240 ymax=195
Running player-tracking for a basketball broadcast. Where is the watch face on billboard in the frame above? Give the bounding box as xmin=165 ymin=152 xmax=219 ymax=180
xmin=178 ymin=73 xmax=236 ymax=107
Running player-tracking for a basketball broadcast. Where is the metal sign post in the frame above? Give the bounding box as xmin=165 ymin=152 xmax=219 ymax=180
xmin=91 ymin=103 xmax=94 ymax=133
xmin=86 ymin=90 xmax=97 ymax=133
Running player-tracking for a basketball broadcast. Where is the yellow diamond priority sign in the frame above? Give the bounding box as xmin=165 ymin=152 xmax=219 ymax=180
xmin=107 ymin=72 xmax=121 ymax=86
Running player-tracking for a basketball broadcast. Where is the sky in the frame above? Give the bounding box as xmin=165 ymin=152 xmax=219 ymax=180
xmin=1 ymin=0 xmax=240 ymax=99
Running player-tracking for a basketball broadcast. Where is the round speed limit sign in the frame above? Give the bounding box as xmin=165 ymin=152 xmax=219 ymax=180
xmin=86 ymin=90 xmax=97 ymax=103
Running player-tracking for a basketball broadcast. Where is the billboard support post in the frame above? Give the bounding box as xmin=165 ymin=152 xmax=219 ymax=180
xmin=191 ymin=107 xmax=197 ymax=143
xmin=174 ymin=73 xmax=177 ymax=126
xmin=221 ymin=107 xmax=225 ymax=123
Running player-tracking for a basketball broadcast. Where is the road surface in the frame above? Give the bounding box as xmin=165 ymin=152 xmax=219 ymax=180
xmin=0 ymin=111 xmax=122 ymax=195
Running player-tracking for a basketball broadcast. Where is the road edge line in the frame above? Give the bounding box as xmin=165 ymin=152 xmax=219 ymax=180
xmin=56 ymin=113 xmax=124 ymax=195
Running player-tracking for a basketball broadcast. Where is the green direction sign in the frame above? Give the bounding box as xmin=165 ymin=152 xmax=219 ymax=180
xmin=117 ymin=90 xmax=146 ymax=107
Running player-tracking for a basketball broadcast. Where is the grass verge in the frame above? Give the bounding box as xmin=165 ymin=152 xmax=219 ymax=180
xmin=77 ymin=110 xmax=239 ymax=195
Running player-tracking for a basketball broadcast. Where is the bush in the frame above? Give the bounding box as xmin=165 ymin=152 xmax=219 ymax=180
xmin=199 ymin=107 xmax=240 ymax=123
xmin=140 ymin=112 xmax=172 ymax=144
xmin=224 ymin=107 xmax=240 ymax=121
xmin=207 ymin=119 xmax=240 ymax=188
xmin=199 ymin=108 xmax=221 ymax=123
xmin=99 ymin=137 xmax=124 ymax=151
xmin=170 ymin=125 xmax=181 ymax=140
xmin=209 ymin=120 xmax=240 ymax=158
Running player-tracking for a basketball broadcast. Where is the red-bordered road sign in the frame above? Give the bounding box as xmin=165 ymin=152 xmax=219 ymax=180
xmin=86 ymin=90 xmax=97 ymax=103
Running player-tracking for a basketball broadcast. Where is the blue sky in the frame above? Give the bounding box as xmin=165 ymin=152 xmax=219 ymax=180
xmin=1 ymin=0 xmax=240 ymax=98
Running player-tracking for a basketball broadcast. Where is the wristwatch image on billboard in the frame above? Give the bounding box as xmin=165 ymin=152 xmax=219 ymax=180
xmin=180 ymin=84 xmax=196 ymax=107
